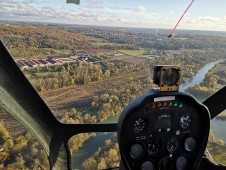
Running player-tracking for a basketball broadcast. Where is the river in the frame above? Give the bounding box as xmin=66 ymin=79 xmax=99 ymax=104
xmin=180 ymin=60 xmax=224 ymax=93
xmin=71 ymin=59 xmax=225 ymax=169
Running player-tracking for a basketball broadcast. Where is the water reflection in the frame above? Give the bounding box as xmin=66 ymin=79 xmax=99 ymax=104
xmin=70 ymin=132 xmax=119 ymax=170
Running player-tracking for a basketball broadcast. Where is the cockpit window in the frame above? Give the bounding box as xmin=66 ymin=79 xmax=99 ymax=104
xmin=0 ymin=0 xmax=226 ymax=169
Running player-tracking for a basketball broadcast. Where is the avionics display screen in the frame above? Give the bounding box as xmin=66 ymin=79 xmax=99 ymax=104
xmin=155 ymin=116 xmax=171 ymax=129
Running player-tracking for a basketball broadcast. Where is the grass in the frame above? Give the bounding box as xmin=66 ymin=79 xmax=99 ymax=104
xmin=37 ymin=48 xmax=71 ymax=55
xmin=91 ymin=42 xmax=125 ymax=47
xmin=54 ymin=49 xmax=71 ymax=55
xmin=117 ymin=49 xmax=147 ymax=56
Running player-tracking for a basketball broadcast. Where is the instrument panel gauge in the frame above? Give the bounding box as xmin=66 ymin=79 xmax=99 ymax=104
xmin=133 ymin=118 xmax=147 ymax=133
xmin=130 ymin=143 xmax=144 ymax=159
xmin=180 ymin=114 xmax=192 ymax=129
xmin=167 ymin=137 xmax=179 ymax=153
xmin=176 ymin=156 xmax=188 ymax=170
xmin=162 ymin=68 xmax=180 ymax=86
xmin=141 ymin=161 xmax=154 ymax=170
xmin=184 ymin=137 xmax=196 ymax=152
xmin=148 ymin=140 xmax=161 ymax=156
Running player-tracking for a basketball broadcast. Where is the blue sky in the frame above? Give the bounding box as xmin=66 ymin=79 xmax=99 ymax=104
xmin=1 ymin=0 xmax=226 ymax=31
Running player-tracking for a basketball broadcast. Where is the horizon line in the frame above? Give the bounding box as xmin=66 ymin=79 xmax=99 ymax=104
xmin=1 ymin=19 xmax=226 ymax=34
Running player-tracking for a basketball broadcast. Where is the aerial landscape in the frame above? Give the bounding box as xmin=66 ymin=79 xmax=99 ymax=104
xmin=0 ymin=21 xmax=226 ymax=169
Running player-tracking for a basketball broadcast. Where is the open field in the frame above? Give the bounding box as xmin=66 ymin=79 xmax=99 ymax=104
xmin=54 ymin=49 xmax=71 ymax=54
xmin=117 ymin=49 xmax=147 ymax=56
xmin=110 ymin=56 xmax=147 ymax=64
xmin=40 ymin=48 xmax=72 ymax=55
xmin=40 ymin=71 xmax=150 ymax=116
xmin=91 ymin=42 xmax=125 ymax=47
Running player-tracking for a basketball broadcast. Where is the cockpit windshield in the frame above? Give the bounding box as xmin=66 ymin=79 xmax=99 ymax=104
xmin=0 ymin=0 xmax=226 ymax=169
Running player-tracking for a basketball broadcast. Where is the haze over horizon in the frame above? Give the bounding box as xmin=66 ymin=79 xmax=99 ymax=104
xmin=1 ymin=0 xmax=226 ymax=31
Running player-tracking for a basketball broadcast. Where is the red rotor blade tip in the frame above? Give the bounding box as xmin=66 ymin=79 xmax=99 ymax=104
xmin=169 ymin=0 xmax=195 ymax=37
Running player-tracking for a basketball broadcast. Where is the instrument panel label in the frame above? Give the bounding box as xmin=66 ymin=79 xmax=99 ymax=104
xmin=154 ymin=96 xmax=176 ymax=102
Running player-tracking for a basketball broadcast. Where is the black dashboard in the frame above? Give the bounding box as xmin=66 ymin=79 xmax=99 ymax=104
xmin=118 ymin=89 xmax=210 ymax=170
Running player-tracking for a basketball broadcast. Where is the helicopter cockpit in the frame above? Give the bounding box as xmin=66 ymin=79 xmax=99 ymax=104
xmin=0 ymin=41 xmax=226 ymax=169
xmin=1 ymin=0 xmax=226 ymax=170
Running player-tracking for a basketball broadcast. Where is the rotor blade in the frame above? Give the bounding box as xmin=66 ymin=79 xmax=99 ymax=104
xmin=203 ymin=86 xmax=226 ymax=119
xmin=168 ymin=0 xmax=195 ymax=38
xmin=67 ymin=0 xmax=80 ymax=5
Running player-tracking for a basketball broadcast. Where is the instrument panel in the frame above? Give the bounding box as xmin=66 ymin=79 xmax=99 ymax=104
xmin=118 ymin=91 xmax=210 ymax=170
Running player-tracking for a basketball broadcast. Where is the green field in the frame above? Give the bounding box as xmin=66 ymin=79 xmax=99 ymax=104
xmin=40 ymin=48 xmax=71 ymax=55
xmin=54 ymin=49 xmax=71 ymax=54
xmin=117 ymin=50 xmax=147 ymax=56
xmin=91 ymin=42 xmax=125 ymax=47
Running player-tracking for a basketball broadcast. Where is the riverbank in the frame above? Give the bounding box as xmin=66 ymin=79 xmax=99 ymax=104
xmin=180 ymin=60 xmax=224 ymax=93
xmin=185 ymin=59 xmax=225 ymax=100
